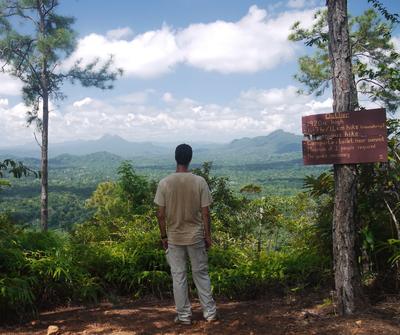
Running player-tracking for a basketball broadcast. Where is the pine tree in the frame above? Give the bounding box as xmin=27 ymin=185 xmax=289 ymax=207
xmin=326 ymin=0 xmax=365 ymax=315
xmin=0 ymin=0 xmax=122 ymax=230
xmin=290 ymin=0 xmax=399 ymax=315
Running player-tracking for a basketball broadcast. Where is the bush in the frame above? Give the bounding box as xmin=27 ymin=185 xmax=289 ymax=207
xmin=209 ymin=245 xmax=329 ymax=299
xmin=0 ymin=216 xmax=35 ymax=322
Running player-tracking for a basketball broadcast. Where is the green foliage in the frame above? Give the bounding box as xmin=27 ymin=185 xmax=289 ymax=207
xmin=0 ymin=214 xmax=103 ymax=322
xmin=0 ymin=150 xmax=327 ymax=230
xmin=0 ymin=159 xmax=38 ymax=192
xmin=70 ymin=217 xmax=171 ymax=298
xmin=85 ymin=162 xmax=155 ymax=226
xmin=356 ymin=120 xmax=400 ymax=278
xmin=303 ymin=171 xmax=334 ymax=198
xmin=0 ymin=159 xmax=37 ymax=179
xmin=210 ymin=248 xmax=329 ymax=299
xmin=85 ymin=181 xmax=124 ymax=222
xmin=240 ymin=183 xmax=262 ymax=195
xmin=302 ymin=172 xmax=334 ymax=253
xmin=117 ymin=161 xmax=152 ymax=215
xmin=385 ymin=239 xmax=400 ymax=265
xmin=0 ymin=159 xmax=334 ymax=322
xmin=367 ymin=0 xmax=400 ymax=25
xmin=193 ymin=162 xmax=246 ymax=233
xmin=303 ymin=120 xmax=400 ymax=286
xmin=0 ymin=215 xmax=37 ymax=321
xmin=289 ymin=8 xmax=400 ymax=112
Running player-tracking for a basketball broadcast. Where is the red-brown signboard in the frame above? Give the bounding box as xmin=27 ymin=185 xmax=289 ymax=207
xmin=302 ymin=108 xmax=388 ymax=165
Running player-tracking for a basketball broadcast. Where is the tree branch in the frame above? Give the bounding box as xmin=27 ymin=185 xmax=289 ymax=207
xmin=356 ymin=78 xmax=386 ymax=90
xmin=384 ymin=198 xmax=400 ymax=240
xmin=43 ymin=0 xmax=57 ymax=17
xmin=11 ymin=42 xmax=42 ymax=88
xmin=33 ymin=130 xmax=42 ymax=149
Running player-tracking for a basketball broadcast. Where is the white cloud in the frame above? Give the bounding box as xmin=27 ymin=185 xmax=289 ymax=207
xmin=178 ymin=5 xmax=316 ymax=73
xmin=118 ymin=90 xmax=154 ymax=104
xmin=162 ymin=92 xmax=174 ymax=103
xmin=64 ymin=26 xmax=182 ymax=78
xmin=239 ymin=85 xmax=304 ymax=107
xmin=0 ymin=102 xmax=32 ymax=146
xmin=0 ymin=98 xmax=8 ymax=106
xmin=0 ymin=73 xmax=23 ymax=96
xmin=0 ymin=85 xmax=337 ymax=146
xmin=63 ymin=5 xmax=317 ymax=77
xmin=305 ymin=98 xmax=333 ymax=112
xmin=236 ymin=86 xmax=333 ymax=134
xmin=106 ymin=27 xmax=134 ymax=40
xmin=0 ymin=75 xmax=339 ymax=146
xmin=73 ymin=97 xmax=94 ymax=108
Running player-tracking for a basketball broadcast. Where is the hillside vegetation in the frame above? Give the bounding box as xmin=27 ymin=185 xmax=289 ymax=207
xmin=1 ymin=124 xmax=399 ymax=323
xmin=0 ymin=131 xmax=325 ymax=229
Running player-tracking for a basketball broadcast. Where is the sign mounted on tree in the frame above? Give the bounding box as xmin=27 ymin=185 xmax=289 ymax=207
xmin=302 ymin=108 xmax=387 ymax=165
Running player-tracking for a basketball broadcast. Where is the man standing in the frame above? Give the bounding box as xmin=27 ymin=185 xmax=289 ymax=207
xmin=154 ymin=144 xmax=217 ymax=325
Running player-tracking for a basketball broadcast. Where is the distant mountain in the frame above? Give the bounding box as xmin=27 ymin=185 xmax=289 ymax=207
xmin=193 ymin=130 xmax=303 ymax=164
xmin=0 ymin=134 xmax=169 ymax=158
xmin=225 ymin=130 xmax=302 ymax=154
xmin=50 ymin=151 xmax=124 ymax=167
xmin=50 ymin=134 xmax=169 ymax=157
xmin=0 ymin=130 xmax=303 ymax=165
xmin=0 ymin=151 xmax=124 ymax=170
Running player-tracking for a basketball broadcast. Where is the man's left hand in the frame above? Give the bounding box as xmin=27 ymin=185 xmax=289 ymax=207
xmin=204 ymin=235 xmax=212 ymax=250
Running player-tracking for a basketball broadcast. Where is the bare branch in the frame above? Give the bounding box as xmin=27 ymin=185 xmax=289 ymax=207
xmin=393 ymin=150 xmax=400 ymax=164
xmin=33 ymin=130 xmax=42 ymax=149
xmin=384 ymin=198 xmax=400 ymax=239
xmin=356 ymin=78 xmax=386 ymax=90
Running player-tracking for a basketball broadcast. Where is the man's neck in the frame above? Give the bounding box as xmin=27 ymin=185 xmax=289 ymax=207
xmin=176 ymin=164 xmax=190 ymax=173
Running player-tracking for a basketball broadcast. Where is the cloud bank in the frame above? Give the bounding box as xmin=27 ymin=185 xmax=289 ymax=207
xmin=64 ymin=5 xmax=317 ymax=77
xmin=0 ymin=86 xmax=336 ymax=146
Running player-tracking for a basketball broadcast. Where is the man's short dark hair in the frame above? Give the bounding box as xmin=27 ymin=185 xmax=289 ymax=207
xmin=175 ymin=144 xmax=192 ymax=166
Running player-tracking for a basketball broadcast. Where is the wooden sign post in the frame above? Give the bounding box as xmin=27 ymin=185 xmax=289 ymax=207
xmin=302 ymin=108 xmax=388 ymax=165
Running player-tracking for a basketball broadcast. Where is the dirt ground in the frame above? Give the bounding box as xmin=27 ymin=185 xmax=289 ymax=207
xmin=1 ymin=293 xmax=400 ymax=335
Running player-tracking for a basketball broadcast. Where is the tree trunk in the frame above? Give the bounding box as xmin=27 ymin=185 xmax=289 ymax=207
xmin=39 ymin=0 xmax=49 ymax=231
xmin=326 ymin=0 xmax=365 ymax=315
xmin=40 ymin=91 xmax=49 ymax=231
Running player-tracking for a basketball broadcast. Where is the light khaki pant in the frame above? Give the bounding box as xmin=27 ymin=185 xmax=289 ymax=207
xmin=166 ymin=240 xmax=217 ymax=321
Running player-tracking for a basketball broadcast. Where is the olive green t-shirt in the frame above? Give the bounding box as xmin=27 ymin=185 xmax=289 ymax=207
xmin=154 ymin=172 xmax=212 ymax=245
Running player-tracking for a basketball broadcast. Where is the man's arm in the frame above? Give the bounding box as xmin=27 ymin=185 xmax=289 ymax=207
xmin=157 ymin=206 xmax=168 ymax=250
xmin=201 ymin=206 xmax=212 ymax=250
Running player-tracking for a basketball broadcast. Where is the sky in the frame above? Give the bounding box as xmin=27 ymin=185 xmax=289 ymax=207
xmin=0 ymin=0 xmax=399 ymax=146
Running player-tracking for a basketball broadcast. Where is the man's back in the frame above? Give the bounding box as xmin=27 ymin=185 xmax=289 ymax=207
xmin=154 ymin=172 xmax=212 ymax=245
xmin=154 ymin=144 xmax=217 ymax=323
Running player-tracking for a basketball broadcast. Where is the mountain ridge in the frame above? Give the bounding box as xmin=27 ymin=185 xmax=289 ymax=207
xmin=0 ymin=129 xmax=303 ymax=164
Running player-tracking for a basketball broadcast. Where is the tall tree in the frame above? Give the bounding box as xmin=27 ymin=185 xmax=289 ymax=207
xmin=0 ymin=0 xmax=122 ymax=230
xmin=290 ymin=0 xmax=399 ymax=315
xmin=326 ymin=0 xmax=365 ymax=315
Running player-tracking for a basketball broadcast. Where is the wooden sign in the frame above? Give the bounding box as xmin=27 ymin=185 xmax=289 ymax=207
xmin=302 ymin=108 xmax=388 ymax=165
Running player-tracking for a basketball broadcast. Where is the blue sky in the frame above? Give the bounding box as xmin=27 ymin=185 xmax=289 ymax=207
xmin=0 ymin=0 xmax=399 ymax=146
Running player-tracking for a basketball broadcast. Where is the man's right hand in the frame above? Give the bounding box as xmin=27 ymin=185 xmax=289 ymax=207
xmin=161 ymin=238 xmax=168 ymax=250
